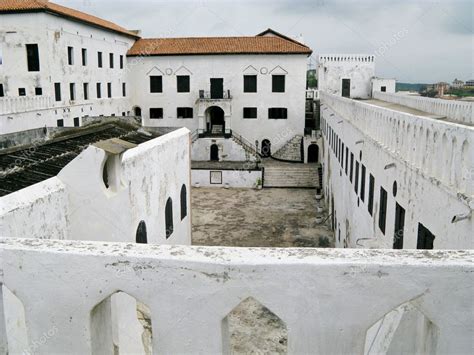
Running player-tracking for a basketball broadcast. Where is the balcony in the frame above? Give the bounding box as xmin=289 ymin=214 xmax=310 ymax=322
xmin=199 ymin=89 xmax=232 ymax=100
xmin=0 ymin=238 xmax=472 ymax=354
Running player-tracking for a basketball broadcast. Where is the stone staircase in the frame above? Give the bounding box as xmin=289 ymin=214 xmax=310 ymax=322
xmin=263 ymin=162 xmax=320 ymax=188
xmin=272 ymin=135 xmax=303 ymax=161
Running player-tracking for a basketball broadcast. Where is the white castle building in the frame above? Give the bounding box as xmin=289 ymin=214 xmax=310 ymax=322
xmin=0 ymin=1 xmax=473 ymax=354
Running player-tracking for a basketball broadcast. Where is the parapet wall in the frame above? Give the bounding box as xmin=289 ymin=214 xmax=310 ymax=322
xmin=373 ymin=91 xmax=474 ymax=125
xmin=0 ymin=238 xmax=472 ymax=354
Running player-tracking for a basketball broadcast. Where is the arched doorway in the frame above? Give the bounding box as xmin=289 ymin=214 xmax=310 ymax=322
xmin=206 ymin=106 xmax=225 ymax=135
xmin=134 ymin=106 xmax=142 ymax=117
xmin=308 ymin=144 xmax=319 ymax=163
xmin=210 ymin=144 xmax=219 ymax=161
xmin=261 ymin=139 xmax=271 ymax=157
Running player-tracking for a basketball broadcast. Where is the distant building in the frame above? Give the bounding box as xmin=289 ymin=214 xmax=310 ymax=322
xmin=452 ymin=79 xmax=464 ymax=88
xmin=464 ymin=80 xmax=474 ymax=88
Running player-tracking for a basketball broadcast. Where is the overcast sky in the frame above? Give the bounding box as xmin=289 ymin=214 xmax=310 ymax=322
xmin=56 ymin=0 xmax=473 ymax=83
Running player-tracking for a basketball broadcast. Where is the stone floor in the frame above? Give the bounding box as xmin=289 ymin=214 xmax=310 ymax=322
xmin=191 ymin=187 xmax=333 ymax=354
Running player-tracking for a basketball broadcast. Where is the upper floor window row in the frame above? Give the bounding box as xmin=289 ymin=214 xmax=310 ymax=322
xmin=65 ymin=48 xmax=123 ymax=69
xmin=149 ymin=75 xmax=191 ymax=93
xmin=243 ymin=75 xmax=286 ymax=93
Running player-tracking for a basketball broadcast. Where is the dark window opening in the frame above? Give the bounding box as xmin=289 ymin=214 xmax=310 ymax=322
xmin=96 ymin=83 xmax=102 ymax=99
xmin=67 ymin=46 xmax=74 ymax=65
xmin=272 ymin=75 xmax=285 ymax=92
xmin=345 ymin=147 xmax=349 ymax=175
xmin=341 ymin=143 xmax=345 ymax=167
xmin=82 ymin=48 xmax=87 ymax=66
xmin=243 ymin=75 xmax=257 ymax=93
xmin=393 ymin=181 xmax=398 ymax=197
xmin=417 ymin=223 xmax=435 ymax=249
xmin=18 ymin=88 xmax=26 ymax=96
xmin=109 ymin=53 xmax=114 ymax=68
xmin=368 ymin=174 xmax=375 ymax=215
xmin=393 ymin=203 xmax=405 ymax=249
xmin=150 ymin=76 xmax=162 ymax=93
xmin=180 ymin=185 xmax=187 ymax=220
xmin=165 ymin=197 xmax=173 ymax=239
xmin=150 ymin=108 xmax=163 ymax=119
xmin=83 ymin=83 xmax=89 ymax=100
xmin=122 ymin=83 xmax=126 ymax=97
xmin=26 ymin=44 xmax=40 ymax=71
xmin=177 ymin=107 xmax=193 ymax=118
xmin=107 ymin=83 xmax=112 ymax=98
xmin=54 ymin=83 xmax=61 ymax=101
xmin=355 ymin=161 xmax=360 ymax=194
xmin=120 ymin=55 xmax=124 ymax=69
xmin=350 ymin=153 xmax=354 ymax=183
xmin=35 ymin=87 xmax=42 ymax=96
xmin=0 ymin=84 xmax=4 ymax=97
xmin=177 ymin=75 xmax=190 ymax=93
xmin=98 ymin=52 xmax=103 ymax=68
xmin=136 ymin=220 xmax=147 ymax=244
xmin=268 ymin=107 xmax=287 ymax=119
xmin=261 ymin=139 xmax=271 ymax=157
xmin=342 ymin=78 xmax=350 ymax=97
xmin=57 ymin=119 xmax=64 ymax=127
xmin=381 ymin=86 xmax=387 ymax=92
xmin=360 ymin=164 xmax=366 ymax=202
xmin=73 ymin=117 xmax=80 ymax=127
xmin=69 ymin=83 xmax=76 ymax=101
xmin=243 ymin=107 xmax=257 ymax=119
xmin=210 ymin=144 xmax=219 ymax=161
xmin=378 ymin=187 xmax=387 ymax=234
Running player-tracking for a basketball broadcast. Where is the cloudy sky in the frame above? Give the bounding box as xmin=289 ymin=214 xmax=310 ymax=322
xmin=56 ymin=0 xmax=473 ymax=83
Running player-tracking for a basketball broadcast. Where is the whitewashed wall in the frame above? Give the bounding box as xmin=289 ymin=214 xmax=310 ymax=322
xmin=318 ymin=54 xmax=375 ymax=99
xmin=0 ymin=239 xmax=472 ymax=354
xmin=192 ymin=169 xmax=261 ymax=188
xmin=0 ymin=12 xmax=135 ymax=133
xmin=371 ymin=78 xmax=396 ymax=95
xmin=191 ymin=137 xmax=255 ymax=161
xmin=0 ymin=128 xmax=192 ymax=245
xmin=320 ymin=92 xmax=473 ymax=249
xmin=129 ymin=54 xmax=308 ymax=152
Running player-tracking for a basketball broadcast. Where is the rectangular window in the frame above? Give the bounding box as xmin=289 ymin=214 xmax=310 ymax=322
xmin=350 ymin=153 xmax=354 ymax=183
xmin=355 ymin=161 xmax=360 ymax=194
xmin=177 ymin=75 xmax=190 ymax=93
xmin=393 ymin=203 xmax=405 ymax=249
xmin=109 ymin=53 xmax=114 ymax=68
xmin=368 ymin=174 xmax=375 ymax=216
xmin=381 ymin=86 xmax=387 ymax=92
xmin=107 ymin=82 xmax=112 ymax=98
xmin=360 ymin=164 xmax=366 ymax=202
xmin=83 ymin=83 xmax=89 ymax=100
xmin=18 ymin=88 xmax=26 ymax=96
xmin=26 ymin=44 xmax=40 ymax=71
xmin=69 ymin=83 xmax=76 ymax=101
xmin=268 ymin=107 xmax=288 ymax=119
xmin=57 ymin=119 xmax=64 ymax=127
xmin=243 ymin=107 xmax=257 ymax=119
xmin=272 ymin=75 xmax=285 ymax=92
xmin=177 ymin=107 xmax=193 ymax=118
xmin=82 ymin=48 xmax=87 ymax=66
xmin=96 ymin=83 xmax=102 ymax=99
xmin=73 ymin=117 xmax=80 ymax=127
xmin=0 ymin=84 xmax=4 ymax=97
xmin=35 ymin=87 xmax=42 ymax=96
xmin=150 ymin=108 xmax=163 ymax=119
xmin=417 ymin=223 xmax=435 ymax=249
xmin=341 ymin=143 xmax=345 ymax=168
xmin=150 ymin=76 xmax=163 ymax=93
xmin=345 ymin=147 xmax=348 ymax=175
xmin=378 ymin=187 xmax=387 ymax=234
xmin=120 ymin=55 xmax=124 ymax=69
xmin=67 ymin=46 xmax=74 ymax=65
xmin=98 ymin=52 xmax=103 ymax=68
xmin=122 ymin=82 xmax=126 ymax=97
xmin=54 ymin=83 xmax=61 ymax=101
xmin=243 ymin=75 xmax=257 ymax=93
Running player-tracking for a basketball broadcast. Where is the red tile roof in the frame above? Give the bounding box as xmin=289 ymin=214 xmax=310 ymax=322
xmin=127 ymin=36 xmax=312 ymax=56
xmin=0 ymin=0 xmax=139 ymax=38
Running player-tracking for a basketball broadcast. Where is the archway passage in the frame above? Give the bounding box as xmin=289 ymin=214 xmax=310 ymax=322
xmin=207 ymin=106 xmax=225 ymax=135
xmin=134 ymin=106 xmax=142 ymax=117
xmin=261 ymin=139 xmax=271 ymax=157
xmin=210 ymin=144 xmax=219 ymax=161
xmin=136 ymin=220 xmax=147 ymax=244
xmin=308 ymin=144 xmax=319 ymax=163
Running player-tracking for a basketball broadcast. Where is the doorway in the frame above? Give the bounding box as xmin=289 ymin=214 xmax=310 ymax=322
xmin=307 ymin=144 xmax=319 ymax=163
xmin=207 ymin=106 xmax=225 ymax=134
xmin=210 ymin=144 xmax=219 ymax=161
xmin=393 ymin=203 xmax=405 ymax=249
xmin=210 ymin=78 xmax=223 ymax=99
xmin=261 ymin=139 xmax=271 ymax=157
xmin=342 ymin=79 xmax=351 ymax=98
xmin=134 ymin=106 xmax=142 ymax=117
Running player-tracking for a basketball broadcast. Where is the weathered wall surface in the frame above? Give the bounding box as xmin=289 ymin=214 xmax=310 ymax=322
xmin=0 ymin=239 xmax=472 ymax=354
xmin=0 ymin=12 xmax=135 ymax=133
xmin=130 ymin=54 xmax=308 ymax=152
xmin=320 ymin=92 xmax=473 ymax=249
xmin=317 ymin=55 xmax=375 ymax=99
xmin=192 ymin=169 xmax=262 ymax=188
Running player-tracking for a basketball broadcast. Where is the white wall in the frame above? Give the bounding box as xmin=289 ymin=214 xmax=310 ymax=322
xmin=130 ymin=54 xmax=308 ymax=152
xmin=192 ymin=169 xmax=262 ymax=188
xmin=192 ymin=137 xmax=256 ymax=161
xmin=318 ymin=54 xmax=375 ymax=99
xmin=0 ymin=12 xmax=135 ymax=133
xmin=320 ymin=92 xmax=473 ymax=249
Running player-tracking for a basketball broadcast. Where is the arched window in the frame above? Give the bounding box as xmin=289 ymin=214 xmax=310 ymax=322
xmin=165 ymin=197 xmax=173 ymax=239
xmin=180 ymin=185 xmax=187 ymax=220
xmin=136 ymin=220 xmax=147 ymax=244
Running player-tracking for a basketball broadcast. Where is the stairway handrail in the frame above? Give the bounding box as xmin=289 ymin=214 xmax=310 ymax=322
xmin=231 ymin=130 xmax=260 ymax=157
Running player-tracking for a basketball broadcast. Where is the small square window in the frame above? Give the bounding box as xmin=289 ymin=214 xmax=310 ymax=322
xmin=243 ymin=107 xmax=257 ymax=119
xmin=177 ymin=107 xmax=193 ymax=118
xmin=57 ymin=119 xmax=64 ymax=127
xmin=272 ymin=75 xmax=285 ymax=92
xmin=381 ymin=86 xmax=387 ymax=92
xmin=18 ymin=88 xmax=26 ymax=96
xmin=177 ymin=75 xmax=190 ymax=93
xmin=150 ymin=108 xmax=163 ymax=119
xmin=35 ymin=87 xmax=42 ymax=96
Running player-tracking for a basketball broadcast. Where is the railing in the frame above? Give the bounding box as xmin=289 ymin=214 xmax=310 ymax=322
xmin=320 ymin=92 xmax=474 ymax=197
xmin=0 ymin=96 xmax=54 ymax=115
xmin=190 ymin=129 xmax=200 ymax=143
xmin=373 ymin=91 xmax=474 ymax=125
xmin=232 ymin=130 xmax=259 ymax=156
xmin=0 ymin=238 xmax=472 ymax=354
xmin=199 ymin=90 xmax=232 ymax=100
